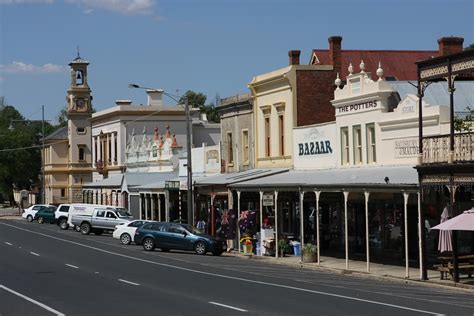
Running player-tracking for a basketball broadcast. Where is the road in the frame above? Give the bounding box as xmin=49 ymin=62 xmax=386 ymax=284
xmin=0 ymin=219 xmax=473 ymax=316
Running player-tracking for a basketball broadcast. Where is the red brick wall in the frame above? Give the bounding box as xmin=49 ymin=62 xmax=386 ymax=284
xmin=296 ymin=69 xmax=336 ymax=126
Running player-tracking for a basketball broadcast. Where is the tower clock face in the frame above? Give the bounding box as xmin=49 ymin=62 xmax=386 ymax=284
xmin=75 ymin=98 xmax=85 ymax=109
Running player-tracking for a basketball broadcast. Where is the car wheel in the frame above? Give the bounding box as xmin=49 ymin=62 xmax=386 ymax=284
xmin=26 ymin=215 xmax=33 ymax=222
xmin=194 ymin=241 xmax=207 ymax=255
xmin=143 ymin=238 xmax=155 ymax=251
xmin=93 ymin=229 xmax=103 ymax=236
xmin=37 ymin=217 xmax=44 ymax=224
xmin=74 ymin=225 xmax=81 ymax=232
xmin=120 ymin=233 xmax=131 ymax=245
xmin=80 ymin=223 xmax=91 ymax=235
xmin=161 ymin=248 xmax=170 ymax=252
xmin=59 ymin=219 xmax=68 ymax=230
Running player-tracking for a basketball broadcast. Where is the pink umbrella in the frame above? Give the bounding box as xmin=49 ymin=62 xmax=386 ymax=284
xmin=436 ymin=207 xmax=452 ymax=252
xmin=432 ymin=209 xmax=474 ymax=231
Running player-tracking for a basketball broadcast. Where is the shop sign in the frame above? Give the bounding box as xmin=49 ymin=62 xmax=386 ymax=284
xmin=165 ymin=180 xmax=180 ymax=190
xmin=337 ymin=99 xmax=378 ymax=114
xmin=298 ymin=140 xmax=332 ymax=156
xmin=262 ymin=193 xmax=274 ymax=206
xmin=394 ymin=138 xmax=419 ymax=157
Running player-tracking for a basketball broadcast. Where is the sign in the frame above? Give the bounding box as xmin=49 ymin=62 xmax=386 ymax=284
xmin=262 ymin=193 xmax=274 ymax=206
xmin=394 ymin=138 xmax=419 ymax=158
xmin=165 ymin=180 xmax=180 ymax=190
xmin=337 ymin=99 xmax=378 ymax=114
xmin=298 ymin=140 xmax=332 ymax=156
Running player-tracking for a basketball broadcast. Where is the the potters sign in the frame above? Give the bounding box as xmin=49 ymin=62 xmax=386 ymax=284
xmin=337 ymin=99 xmax=378 ymax=114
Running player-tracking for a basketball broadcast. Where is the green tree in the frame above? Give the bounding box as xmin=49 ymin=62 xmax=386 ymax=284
xmin=179 ymin=90 xmax=207 ymax=108
xmin=465 ymin=43 xmax=474 ymax=51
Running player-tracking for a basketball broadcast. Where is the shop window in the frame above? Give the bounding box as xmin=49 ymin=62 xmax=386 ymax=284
xmin=341 ymin=127 xmax=349 ymax=165
xmin=279 ymin=114 xmax=284 ymax=156
xmin=265 ymin=116 xmax=271 ymax=157
xmin=227 ymin=132 xmax=234 ymax=164
xmin=366 ymin=124 xmax=376 ymax=163
xmin=353 ymin=126 xmax=362 ymax=165
xmin=242 ymin=130 xmax=249 ymax=165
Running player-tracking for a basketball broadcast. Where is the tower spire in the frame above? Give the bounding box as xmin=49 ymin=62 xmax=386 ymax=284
xmin=77 ymin=45 xmax=80 ymax=58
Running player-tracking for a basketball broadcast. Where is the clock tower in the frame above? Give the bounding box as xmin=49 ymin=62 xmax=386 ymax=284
xmin=66 ymin=52 xmax=93 ymax=202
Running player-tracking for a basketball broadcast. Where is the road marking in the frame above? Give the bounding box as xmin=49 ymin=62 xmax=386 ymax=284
xmin=209 ymin=301 xmax=247 ymax=312
xmin=30 ymin=252 xmax=40 ymax=256
xmin=65 ymin=264 xmax=79 ymax=269
xmin=118 ymin=279 xmax=140 ymax=286
xmin=4 ymin=242 xmax=12 ymax=246
xmin=0 ymin=284 xmax=65 ymax=316
xmin=0 ymin=222 xmax=444 ymax=315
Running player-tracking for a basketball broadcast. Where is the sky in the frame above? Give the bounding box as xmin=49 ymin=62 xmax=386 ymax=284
xmin=0 ymin=0 xmax=473 ymax=123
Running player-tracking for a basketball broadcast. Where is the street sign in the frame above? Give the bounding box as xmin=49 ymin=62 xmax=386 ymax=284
xmin=165 ymin=180 xmax=180 ymax=191
xmin=262 ymin=193 xmax=274 ymax=206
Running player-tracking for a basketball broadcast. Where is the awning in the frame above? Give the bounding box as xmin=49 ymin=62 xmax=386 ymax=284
xmin=194 ymin=168 xmax=289 ymax=186
xmin=82 ymin=174 xmax=124 ymax=188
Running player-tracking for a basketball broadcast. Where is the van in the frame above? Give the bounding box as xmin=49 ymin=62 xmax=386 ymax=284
xmin=56 ymin=203 xmax=125 ymax=231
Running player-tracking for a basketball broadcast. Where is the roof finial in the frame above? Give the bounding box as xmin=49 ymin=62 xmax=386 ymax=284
xmin=334 ymin=72 xmax=342 ymax=89
xmin=77 ymin=45 xmax=80 ymax=58
xmin=359 ymin=59 xmax=365 ymax=73
xmin=376 ymin=61 xmax=384 ymax=81
xmin=348 ymin=62 xmax=354 ymax=75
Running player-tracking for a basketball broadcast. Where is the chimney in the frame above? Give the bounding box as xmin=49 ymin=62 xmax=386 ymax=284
xmin=288 ymin=50 xmax=301 ymax=65
xmin=438 ymin=36 xmax=464 ymax=56
xmin=146 ymin=89 xmax=163 ymax=106
xmin=115 ymin=100 xmax=132 ymax=106
xmin=328 ymin=35 xmax=342 ymax=74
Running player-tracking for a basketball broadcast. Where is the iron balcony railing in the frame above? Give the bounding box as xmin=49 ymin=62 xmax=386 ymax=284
xmin=422 ymin=132 xmax=474 ymax=164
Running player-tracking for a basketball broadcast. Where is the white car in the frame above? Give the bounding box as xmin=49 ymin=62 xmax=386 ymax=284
xmin=113 ymin=220 xmax=153 ymax=245
xmin=22 ymin=204 xmax=50 ymax=222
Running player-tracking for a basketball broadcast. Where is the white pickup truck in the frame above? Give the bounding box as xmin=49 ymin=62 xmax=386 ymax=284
xmin=71 ymin=208 xmax=133 ymax=235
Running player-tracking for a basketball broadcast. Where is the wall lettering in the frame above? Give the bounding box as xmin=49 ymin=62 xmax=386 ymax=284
xmin=298 ymin=140 xmax=333 ymax=156
xmin=337 ymin=100 xmax=378 ymax=114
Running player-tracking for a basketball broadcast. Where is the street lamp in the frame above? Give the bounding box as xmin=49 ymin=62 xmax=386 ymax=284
xmin=9 ymin=105 xmax=48 ymax=205
xmin=129 ymin=84 xmax=194 ymax=226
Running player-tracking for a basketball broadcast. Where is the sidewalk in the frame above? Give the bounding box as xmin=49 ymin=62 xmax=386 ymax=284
xmin=0 ymin=207 xmax=22 ymax=217
xmin=227 ymin=251 xmax=474 ymax=291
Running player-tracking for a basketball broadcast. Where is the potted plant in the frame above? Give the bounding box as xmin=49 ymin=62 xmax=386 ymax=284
xmin=302 ymin=243 xmax=317 ymax=263
xmin=278 ymin=239 xmax=291 ymax=257
xmin=240 ymin=235 xmax=253 ymax=255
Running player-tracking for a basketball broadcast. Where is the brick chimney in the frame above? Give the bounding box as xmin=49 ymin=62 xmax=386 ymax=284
xmin=328 ymin=35 xmax=342 ymax=74
xmin=438 ymin=36 xmax=464 ymax=56
xmin=288 ymin=50 xmax=301 ymax=65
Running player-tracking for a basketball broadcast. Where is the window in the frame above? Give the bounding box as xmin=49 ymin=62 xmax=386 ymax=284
xmin=59 ymin=205 xmax=69 ymax=213
xmin=96 ymin=210 xmax=106 ymax=217
xmin=130 ymin=221 xmax=143 ymax=227
xmin=227 ymin=132 xmax=234 ymax=164
xmin=242 ymin=130 xmax=249 ymax=165
xmin=366 ymin=124 xmax=376 ymax=163
xmin=78 ymin=145 xmax=85 ymax=161
xmin=106 ymin=211 xmax=117 ymax=219
xmin=114 ymin=133 xmax=118 ymax=162
xmin=76 ymin=127 xmax=86 ymax=135
xmin=108 ymin=135 xmax=112 ymax=163
xmin=265 ymin=116 xmax=271 ymax=157
xmin=350 ymin=78 xmax=360 ymax=95
xmin=341 ymin=127 xmax=349 ymax=165
xmin=279 ymin=114 xmax=284 ymax=156
xmin=60 ymin=188 xmax=66 ymax=198
xmin=353 ymin=125 xmax=362 ymax=164
xmin=169 ymin=225 xmax=185 ymax=234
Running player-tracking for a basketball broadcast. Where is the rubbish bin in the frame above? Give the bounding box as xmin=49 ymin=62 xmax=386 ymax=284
xmin=291 ymin=241 xmax=301 ymax=256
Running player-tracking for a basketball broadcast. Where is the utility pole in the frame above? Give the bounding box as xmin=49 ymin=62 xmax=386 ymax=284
xmin=185 ymin=97 xmax=193 ymax=225
xmin=42 ymin=105 xmax=46 ymax=205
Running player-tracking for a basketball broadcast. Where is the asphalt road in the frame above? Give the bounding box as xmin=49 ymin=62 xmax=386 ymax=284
xmin=0 ymin=219 xmax=473 ymax=316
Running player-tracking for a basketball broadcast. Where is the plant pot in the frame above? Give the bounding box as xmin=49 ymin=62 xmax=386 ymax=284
xmin=302 ymin=252 xmax=317 ymax=263
xmin=242 ymin=244 xmax=253 ymax=255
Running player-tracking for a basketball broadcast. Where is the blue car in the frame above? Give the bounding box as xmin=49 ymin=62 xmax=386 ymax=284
xmin=134 ymin=222 xmax=226 ymax=256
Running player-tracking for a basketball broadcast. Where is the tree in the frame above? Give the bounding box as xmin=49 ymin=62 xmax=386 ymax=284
xmin=465 ymin=43 xmax=474 ymax=51
xmin=454 ymin=107 xmax=473 ymax=132
xmin=178 ymin=90 xmax=207 ymax=108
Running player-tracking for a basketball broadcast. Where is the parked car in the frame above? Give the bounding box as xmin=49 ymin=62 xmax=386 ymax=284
xmin=134 ymin=222 xmax=226 ymax=256
xmin=71 ymin=207 xmax=133 ymax=235
xmin=66 ymin=204 xmax=128 ymax=232
xmin=113 ymin=220 xmax=153 ymax=245
xmin=34 ymin=206 xmax=58 ymax=224
xmin=22 ymin=204 xmax=50 ymax=222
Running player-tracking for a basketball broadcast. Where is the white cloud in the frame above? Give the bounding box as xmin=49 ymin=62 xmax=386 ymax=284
xmin=0 ymin=0 xmax=54 ymax=4
xmin=69 ymin=0 xmax=155 ymax=15
xmin=0 ymin=61 xmax=67 ymax=74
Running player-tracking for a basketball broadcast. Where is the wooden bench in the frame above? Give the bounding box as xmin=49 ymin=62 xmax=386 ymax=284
xmin=436 ymin=255 xmax=474 ymax=280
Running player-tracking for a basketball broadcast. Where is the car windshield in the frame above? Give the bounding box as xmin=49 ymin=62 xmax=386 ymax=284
xmin=116 ymin=210 xmax=132 ymax=218
xmin=183 ymin=225 xmax=204 ymax=235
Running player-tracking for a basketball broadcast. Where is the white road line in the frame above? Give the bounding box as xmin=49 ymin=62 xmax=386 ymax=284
xmin=209 ymin=301 xmax=247 ymax=312
xmin=0 ymin=284 xmax=65 ymax=316
xmin=118 ymin=279 xmax=140 ymax=286
xmin=0 ymin=222 xmax=445 ymax=315
xmin=4 ymin=242 xmax=12 ymax=246
xmin=30 ymin=252 xmax=40 ymax=256
xmin=65 ymin=264 xmax=79 ymax=269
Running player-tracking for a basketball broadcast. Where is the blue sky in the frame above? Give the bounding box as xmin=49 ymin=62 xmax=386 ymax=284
xmin=0 ymin=0 xmax=473 ymax=123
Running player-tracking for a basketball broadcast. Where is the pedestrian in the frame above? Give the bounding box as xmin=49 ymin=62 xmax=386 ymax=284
xmin=197 ymin=218 xmax=206 ymax=232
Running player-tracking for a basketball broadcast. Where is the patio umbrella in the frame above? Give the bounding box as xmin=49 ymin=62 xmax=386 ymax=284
xmin=432 ymin=208 xmax=474 ymax=231
xmin=437 ymin=207 xmax=452 ymax=252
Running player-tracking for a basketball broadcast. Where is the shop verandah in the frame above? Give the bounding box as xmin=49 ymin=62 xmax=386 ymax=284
xmin=228 ymin=166 xmax=423 ymax=278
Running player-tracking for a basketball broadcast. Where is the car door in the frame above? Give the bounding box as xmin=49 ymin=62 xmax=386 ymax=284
xmin=104 ymin=211 xmax=118 ymax=229
xmin=167 ymin=224 xmax=191 ymax=250
xmin=94 ymin=209 xmax=107 ymax=228
xmin=45 ymin=208 xmax=55 ymax=222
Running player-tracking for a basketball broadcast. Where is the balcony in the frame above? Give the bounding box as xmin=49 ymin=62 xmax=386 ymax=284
xmin=422 ymin=132 xmax=473 ymax=164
